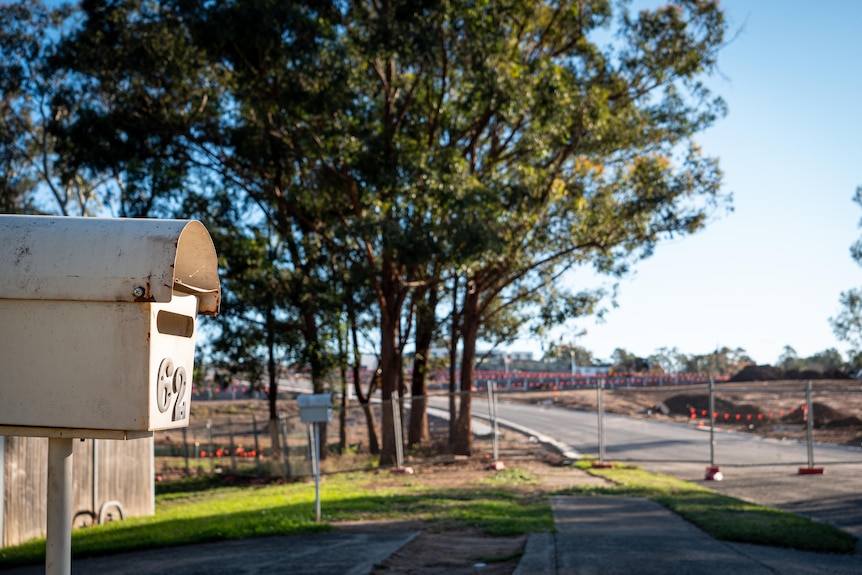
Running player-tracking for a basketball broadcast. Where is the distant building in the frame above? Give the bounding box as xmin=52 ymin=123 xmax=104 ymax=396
xmin=574 ymin=365 xmax=611 ymax=376
xmin=481 ymin=350 xmax=535 ymax=362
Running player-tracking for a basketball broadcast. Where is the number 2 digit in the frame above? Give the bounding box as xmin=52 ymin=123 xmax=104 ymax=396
xmin=172 ymin=366 xmax=187 ymax=421
xmin=155 ymin=358 xmax=188 ymax=421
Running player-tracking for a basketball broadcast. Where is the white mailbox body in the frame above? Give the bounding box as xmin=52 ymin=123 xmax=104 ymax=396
xmin=0 ymin=215 xmax=220 ymax=437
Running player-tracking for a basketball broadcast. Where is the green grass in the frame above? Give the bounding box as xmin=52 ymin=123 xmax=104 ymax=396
xmin=567 ymin=461 xmax=857 ymax=554
xmin=0 ymin=469 xmax=552 ymax=568
xmin=3 ymin=462 xmax=855 ymax=568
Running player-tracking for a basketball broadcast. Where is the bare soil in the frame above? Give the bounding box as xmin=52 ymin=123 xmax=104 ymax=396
xmin=335 ymin=442 xmax=609 ymax=575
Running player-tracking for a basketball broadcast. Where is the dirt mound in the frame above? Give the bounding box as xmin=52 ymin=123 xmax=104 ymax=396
xmin=731 ymin=365 xmax=849 ymax=382
xmin=780 ymin=402 xmax=862 ymax=428
xmin=662 ymin=394 xmax=761 ymax=418
xmin=730 ymin=365 xmax=784 ymax=382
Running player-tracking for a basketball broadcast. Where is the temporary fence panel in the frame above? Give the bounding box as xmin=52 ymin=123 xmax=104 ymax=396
xmin=565 ymin=380 xmax=862 ymax=469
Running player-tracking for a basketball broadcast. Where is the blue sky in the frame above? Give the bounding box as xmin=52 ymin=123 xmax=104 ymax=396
xmin=522 ymin=0 xmax=862 ymax=365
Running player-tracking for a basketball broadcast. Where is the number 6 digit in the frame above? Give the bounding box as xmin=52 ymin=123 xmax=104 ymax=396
xmin=156 ymin=358 xmax=174 ymax=414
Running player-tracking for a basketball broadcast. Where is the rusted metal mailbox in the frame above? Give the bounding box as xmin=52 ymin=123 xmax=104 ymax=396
xmin=0 ymin=215 xmax=220 ymax=436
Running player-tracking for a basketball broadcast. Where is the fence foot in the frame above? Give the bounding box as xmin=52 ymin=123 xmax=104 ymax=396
xmin=798 ymin=467 xmax=825 ymax=475
xmin=591 ymin=461 xmax=613 ymax=469
xmin=704 ymin=466 xmax=723 ymax=481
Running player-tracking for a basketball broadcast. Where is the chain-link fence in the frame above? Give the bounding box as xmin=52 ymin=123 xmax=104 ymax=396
xmin=154 ymin=388 xmax=512 ymax=480
xmin=155 ymin=379 xmax=862 ymax=480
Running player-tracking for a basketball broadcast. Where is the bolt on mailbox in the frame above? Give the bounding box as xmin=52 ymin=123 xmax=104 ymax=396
xmin=0 ymin=215 xmax=220 ymax=437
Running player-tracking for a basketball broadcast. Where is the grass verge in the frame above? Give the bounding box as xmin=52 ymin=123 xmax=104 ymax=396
xmin=0 ymin=468 xmax=551 ymax=569
xmin=566 ymin=460 xmax=857 ymax=554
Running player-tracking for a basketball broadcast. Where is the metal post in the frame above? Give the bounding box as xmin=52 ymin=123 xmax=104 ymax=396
xmin=229 ymin=417 xmax=237 ymax=471
xmin=252 ymin=414 xmax=261 ymax=476
xmin=391 ymin=398 xmax=404 ymax=469
xmin=279 ymin=411 xmax=291 ymax=478
xmin=46 ymin=437 xmax=73 ymax=575
xmin=206 ymin=418 xmax=214 ymax=473
xmin=182 ymin=427 xmax=190 ymax=476
xmin=806 ymin=380 xmax=815 ymax=469
xmin=309 ymin=423 xmax=322 ymax=523
xmin=709 ymin=377 xmax=715 ymax=466
xmin=487 ymin=381 xmax=499 ymax=462
xmin=597 ymin=379 xmax=606 ymax=464
xmin=703 ymin=377 xmax=723 ymax=480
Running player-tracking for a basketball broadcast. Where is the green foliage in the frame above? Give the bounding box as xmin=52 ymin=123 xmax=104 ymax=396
xmin=832 ymin=186 xmax=862 ymax=354
xmin=6 ymin=0 xmax=733 ymax=459
xmin=0 ymin=0 xmax=95 ymax=215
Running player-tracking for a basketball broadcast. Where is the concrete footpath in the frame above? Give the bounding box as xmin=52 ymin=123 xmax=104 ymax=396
xmin=514 ymin=496 xmax=862 ymax=575
xmin=2 ymin=531 xmax=420 ymax=575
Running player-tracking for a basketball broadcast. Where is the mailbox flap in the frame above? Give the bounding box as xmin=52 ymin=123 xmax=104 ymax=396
xmin=0 ymin=215 xmax=221 ymax=315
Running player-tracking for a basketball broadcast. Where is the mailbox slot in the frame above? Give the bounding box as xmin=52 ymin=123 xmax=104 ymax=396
xmin=157 ymin=310 xmax=195 ymax=338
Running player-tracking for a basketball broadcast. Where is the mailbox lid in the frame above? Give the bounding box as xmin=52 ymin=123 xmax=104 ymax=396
xmin=298 ymin=393 xmax=333 ymax=423
xmin=297 ymin=394 xmax=332 ymax=408
xmin=0 ymin=215 xmax=220 ymax=314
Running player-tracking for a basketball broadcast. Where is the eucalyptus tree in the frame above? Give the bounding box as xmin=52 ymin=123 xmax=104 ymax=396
xmin=832 ymin=187 xmax=862 ymax=354
xmin=310 ymin=0 xmax=731 ymax=460
xmin=46 ymin=0 xmax=731 ymax=465
xmin=48 ymin=0 xmax=228 ymax=218
xmin=50 ymin=0 xmax=344 ymax=383
xmin=416 ymin=0 xmax=730 ymax=453
xmin=0 ymin=0 xmax=103 ymax=215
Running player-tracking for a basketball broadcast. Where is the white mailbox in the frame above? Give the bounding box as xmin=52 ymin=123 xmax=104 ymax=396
xmin=297 ymin=393 xmax=333 ymax=423
xmin=0 ymin=215 xmax=220 ymax=437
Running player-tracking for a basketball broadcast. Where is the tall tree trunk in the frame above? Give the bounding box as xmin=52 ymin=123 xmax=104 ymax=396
xmin=379 ymin=307 xmax=400 ymax=465
xmin=408 ymin=287 xmax=436 ymax=448
xmin=354 ymin=368 xmax=381 ymax=455
xmin=338 ymin=321 xmax=348 ymax=454
xmin=378 ymin=257 xmax=405 ymax=465
xmin=453 ymin=283 xmax=480 ymax=455
xmin=350 ymin=304 xmax=379 ymax=454
xmin=304 ymin=307 xmax=328 ymax=460
xmin=448 ymin=276 xmax=460 ymax=445
xmin=266 ymin=302 xmax=280 ymax=451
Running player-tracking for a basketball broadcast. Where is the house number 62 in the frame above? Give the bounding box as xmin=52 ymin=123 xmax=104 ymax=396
xmin=156 ymin=357 xmax=188 ymax=421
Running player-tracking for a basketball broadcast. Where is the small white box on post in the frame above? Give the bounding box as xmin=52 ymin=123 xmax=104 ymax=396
xmin=0 ymin=215 xmax=220 ymax=437
xmin=297 ymin=393 xmax=331 ymax=523
xmin=297 ymin=393 xmax=333 ymax=423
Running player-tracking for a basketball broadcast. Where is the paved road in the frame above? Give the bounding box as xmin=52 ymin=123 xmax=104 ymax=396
xmin=430 ymin=396 xmax=862 ymax=540
xmin=485 ymin=399 xmax=862 ymax=467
